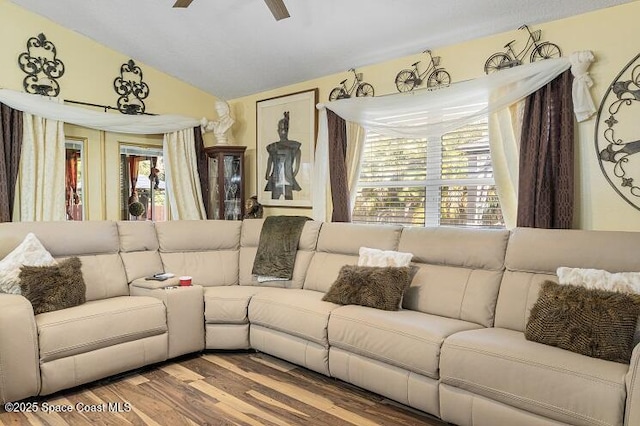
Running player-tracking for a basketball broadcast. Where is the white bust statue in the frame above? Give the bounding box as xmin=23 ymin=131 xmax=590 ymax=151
xmin=201 ymin=100 xmax=235 ymax=145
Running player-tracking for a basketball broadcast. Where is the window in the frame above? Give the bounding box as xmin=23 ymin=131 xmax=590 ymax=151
xmin=352 ymin=117 xmax=504 ymax=228
xmin=120 ymin=145 xmax=166 ymax=221
xmin=65 ymin=140 xmax=84 ymax=221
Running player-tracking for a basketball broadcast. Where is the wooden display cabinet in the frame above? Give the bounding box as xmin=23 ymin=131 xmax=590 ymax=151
xmin=204 ymin=145 xmax=246 ymax=220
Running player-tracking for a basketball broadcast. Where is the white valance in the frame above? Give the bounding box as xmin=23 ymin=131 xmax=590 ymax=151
xmin=0 ymin=89 xmax=200 ymax=134
xmin=312 ymin=53 xmax=597 ymax=221
xmin=318 ymin=57 xmax=589 ymax=139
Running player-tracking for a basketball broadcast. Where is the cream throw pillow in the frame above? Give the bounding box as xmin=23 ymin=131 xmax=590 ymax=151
xmin=358 ymin=247 xmax=413 ymax=268
xmin=557 ymin=267 xmax=640 ymax=294
xmin=0 ymin=233 xmax=57 ymax=295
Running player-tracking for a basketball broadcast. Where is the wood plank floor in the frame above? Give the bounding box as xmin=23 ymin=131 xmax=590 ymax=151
xmin=0 ymin=352 xmax=448 ymax=426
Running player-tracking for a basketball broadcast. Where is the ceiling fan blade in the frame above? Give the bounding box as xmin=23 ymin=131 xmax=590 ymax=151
xmin=264 ymin=0 xmax=290 ymax=21
xmin=173 ymin=0 xmax=193 ymax=8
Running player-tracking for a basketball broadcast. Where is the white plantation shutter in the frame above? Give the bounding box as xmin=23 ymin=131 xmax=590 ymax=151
xmin=353 ymin=136 xmax=427 ymax=226
xmin=352 ymin=106 xmax=504 ymax=228
xmin=437 ymin=122 xmax=503 ymax=227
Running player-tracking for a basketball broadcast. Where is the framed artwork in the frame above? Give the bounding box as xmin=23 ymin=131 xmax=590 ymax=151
xmin=256 ymin=88 xmax=318 ymax=207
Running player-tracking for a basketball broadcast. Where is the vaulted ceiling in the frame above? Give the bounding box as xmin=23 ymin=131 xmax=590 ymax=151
xmin=9 ymin=0 xmax=635 ymax=99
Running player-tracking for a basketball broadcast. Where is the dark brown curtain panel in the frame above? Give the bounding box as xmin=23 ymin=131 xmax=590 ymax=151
xmin=0 ymin=103 xmax=23 ymax=222
xmin=194 ymin=126 xmax=210 ymax=219
xmin=517 ymin=70 xmax=574 ymax=229
xmin=327 ymin=109 xmax=351 ymax=222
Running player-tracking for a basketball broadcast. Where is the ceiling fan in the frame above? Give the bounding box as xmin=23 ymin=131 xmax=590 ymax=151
xmin=173 ymin=0 xmax=290 ymax=21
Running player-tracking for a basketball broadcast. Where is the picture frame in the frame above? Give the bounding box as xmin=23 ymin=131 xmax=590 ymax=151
xmin=256 ymin=88 xmax=318 ymax=207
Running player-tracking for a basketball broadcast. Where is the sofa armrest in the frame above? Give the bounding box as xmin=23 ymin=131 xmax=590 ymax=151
xmin=129 ymin=280 xmax=204 ymax=358
xmin=626 ymin=343 xmax=640 ymax=425
xmin=130 ymin=276 xmax=181 ymax=290
xmin=0 ymin=294 xmax=40 ymax=403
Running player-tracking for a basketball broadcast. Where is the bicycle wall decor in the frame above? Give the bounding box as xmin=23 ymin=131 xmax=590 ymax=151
xmin=328 ymin=68 xmax=375 ymax=101
xmin=484 ymin=24 xmax=561 ymax=74
xmin=394 ymin=50 xmax=451 ymax=92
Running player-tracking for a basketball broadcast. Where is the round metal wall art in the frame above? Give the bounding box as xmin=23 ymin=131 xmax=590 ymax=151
xmin=595 ymin=52 xmax=640 ymax=211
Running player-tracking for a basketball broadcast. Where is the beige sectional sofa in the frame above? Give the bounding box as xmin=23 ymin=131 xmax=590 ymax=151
xmin=1 ymin=219 xmax=639 ymax=426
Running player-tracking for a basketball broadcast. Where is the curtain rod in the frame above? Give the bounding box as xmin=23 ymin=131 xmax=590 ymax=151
xmin=64 ymin=99 xmax=156 ymax=116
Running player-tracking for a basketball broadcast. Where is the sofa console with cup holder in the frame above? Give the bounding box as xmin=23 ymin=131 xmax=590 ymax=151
xmin=1 ymin=219 xmax=640 ymax=426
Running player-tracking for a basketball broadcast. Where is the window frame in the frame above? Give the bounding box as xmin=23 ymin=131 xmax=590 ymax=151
xmin=353 ymin=114 xmax=504 ymax=228
xmin=119 ymin=143 xmax=167 ymax=222
xmin=64 ymin=138 xmax=86 ymax=221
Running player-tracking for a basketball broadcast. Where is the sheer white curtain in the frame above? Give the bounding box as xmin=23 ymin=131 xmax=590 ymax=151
xmin=570 ymin=51 xmax=597 ymax=122
xmin=311 ymin=113 xmax=366 ymax=221
xmin=314 ymin=54 xmax=596 ymax=227
xmin=0 ymin=88 xmax=208 ymax=221
xmin=346 ymin=122 xmax=366 ymax=211
xmin=0 ymin=89 xmax=200 ymax=134
xmin=312 ymin=109 xmax=330 ymax=221
xmin=489 ymin=104 xmax=524 ymax=228
xmin=13 ymin=112 xmax=66 ymax=221
xmin=163 ymin=129 xmax=207 ymax=220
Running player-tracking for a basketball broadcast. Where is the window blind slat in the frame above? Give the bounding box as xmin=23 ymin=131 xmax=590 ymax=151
xmin=354 ymin=115 xmax=504 ymax=228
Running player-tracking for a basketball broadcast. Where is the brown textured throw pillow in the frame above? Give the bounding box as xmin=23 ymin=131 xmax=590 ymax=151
xmin=19 ymin=257 xmax=86 ymax=315
xmin=322 ymin=265 xmax=412 ymax=311
xmin=525 ymin=281 xmax=640 ymax=363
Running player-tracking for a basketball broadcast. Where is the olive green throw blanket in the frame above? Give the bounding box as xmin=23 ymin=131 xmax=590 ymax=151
xmin=252 ymin=215 xmax=311 ymax=280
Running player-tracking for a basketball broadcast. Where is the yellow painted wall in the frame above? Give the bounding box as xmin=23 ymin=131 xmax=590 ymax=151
xmin=0 ymin=0 xmax=217 ymax=220
xmin=230 ymin=1 xmax=640 ymax=231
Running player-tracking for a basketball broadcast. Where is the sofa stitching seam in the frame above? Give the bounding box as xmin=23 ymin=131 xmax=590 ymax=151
xmin=522 ymin=274 xmax=535 ymax=330
xmin=330 ymin=314 xmax=441 ymax=345
xmin=37 ymin=304 xmax=164 ymax=328
xmin=252 ymin=299 xmax=327 ymax=318
xmin=41 ymin=326 xmax=168 ymax=358
xmin=331 ymin=340 xmax=436 ymax=378
xmin=444 ymin=344 xmax=624 ymax=388
xmin=625 ymin=350 xmax=640 ymax=424
xmin=457 ymin=270 xmax=472 ymax=321
xmin=441 ymin=377 xmax=611 ymax=426
xmin=252 ymin=322 xmax=327 ymax=347
xmin=206 ymin=297 xmax=251 ymax=301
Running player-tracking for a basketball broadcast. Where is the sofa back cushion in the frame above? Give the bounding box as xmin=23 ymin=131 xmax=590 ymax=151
xmin=117 ymin=221 xmax=164 ymax=283
xmin=303 ymin=223 xmax=403 ymax=293
xmin=495 ymin=227 xmax=640 ymax=332
xmin=0 ymin=221 xmax=128 ymax=302
xmin=239 ymin=219 xmax=321 ymax=288
xmin=398 ymin=227 xmax=509 ymax=327
xmin=155 ymin=220 xmax=241 ymax=287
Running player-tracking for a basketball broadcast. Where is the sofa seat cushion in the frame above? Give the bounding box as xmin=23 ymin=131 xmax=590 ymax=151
xmin=329 ymin=305 xmax=482 ymax=379
xmin=204 ymin=286 xmax=267 ymax=324
xmin=440 ymin=327 xmax=628 ymax=426
xmin=36 ymin=296 xmax=167 ymax=363
xmin=248 ymin=288 xmax=338 ymax=346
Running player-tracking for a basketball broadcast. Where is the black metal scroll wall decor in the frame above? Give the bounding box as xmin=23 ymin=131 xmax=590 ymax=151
xmin=483 ymin=24 xmax=561 ymax=74
xmin=595 ymin=52 xmax=640 ymax=211
xmin=113 ymin=59 xmax=150 ymax=115
xmin=18 ymin=33 xmax=65 ymax=97
xmin=394 ymin=49 xmax=451 ymax=93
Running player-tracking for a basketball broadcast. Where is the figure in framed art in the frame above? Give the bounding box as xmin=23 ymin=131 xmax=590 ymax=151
xmin=256 ymin=88 xmax=317 ymax=207
xmin=264 ymin=111 xmax=302 ymax=200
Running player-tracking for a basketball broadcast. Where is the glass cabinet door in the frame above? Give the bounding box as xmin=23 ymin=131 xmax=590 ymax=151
xmin=222 ymin=154 xmax=242 ymax=220
xmin=206 ymin=146 xmax=246 ymax=220
xmin=208 ymin=156 xmax=220 ymax=219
